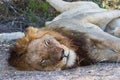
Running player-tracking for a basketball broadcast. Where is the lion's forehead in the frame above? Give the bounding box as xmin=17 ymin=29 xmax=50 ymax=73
xmin=28 ymin=35 xmax=63 ymax=52
xmin=42 ymin=34 xmax=61 ymax=45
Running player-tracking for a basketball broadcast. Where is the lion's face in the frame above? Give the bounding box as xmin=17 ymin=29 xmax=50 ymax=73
xmin=25 ymin=34 xmax=76 ymax=70
xmin=9 ymin=27 xmax=77 ymax=71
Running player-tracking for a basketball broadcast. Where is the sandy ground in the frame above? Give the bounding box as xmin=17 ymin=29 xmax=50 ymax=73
xmin=0 ymin=41 xmax=120 ymax=80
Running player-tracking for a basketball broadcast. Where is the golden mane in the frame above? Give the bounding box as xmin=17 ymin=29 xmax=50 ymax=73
xmin=14 ymin=27 xmax=75 ymax=55
xmin=8 ymin=27 xmax=77 ymax=70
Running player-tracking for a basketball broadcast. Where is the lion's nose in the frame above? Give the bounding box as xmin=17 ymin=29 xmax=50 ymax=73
xmin=60 ymin=49 xmax=65 ymax=60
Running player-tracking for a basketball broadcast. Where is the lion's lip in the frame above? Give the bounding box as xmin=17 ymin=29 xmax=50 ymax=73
xmin=61 ymin=50 xmax=69 ymax=59
xmin=58 ymin=45 xmax=72 ymax=65
xmin=62 ymin=49 xmax=70 ymax=64
xmin=58 ymin=44 xmax=70 ymax=60
xmin=62 ymin=48 xmax=76 ymax=67
xmin=64 ymin=50 xmax=70 ymax=59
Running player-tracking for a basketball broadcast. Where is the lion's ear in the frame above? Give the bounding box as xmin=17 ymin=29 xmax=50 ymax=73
xmin=25 ymin=26 xmax=39 ymax=39
xmin=25 ymin=26 xmax=38 ymax=34
xmin=13 ymin=26 xmax=45 ymax=55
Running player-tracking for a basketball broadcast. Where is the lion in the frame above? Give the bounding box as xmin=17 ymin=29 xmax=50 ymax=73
xmin=8 ymin=0 xmax=120 ymax=71
xmin=8 ymin=26 xmax=120 ymax=71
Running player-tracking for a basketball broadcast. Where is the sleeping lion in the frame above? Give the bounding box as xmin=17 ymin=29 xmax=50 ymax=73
xmin=8 ymin=0 xmax=120 ymax=71
xmin=9 ymin=25 xmax=120 ymax=71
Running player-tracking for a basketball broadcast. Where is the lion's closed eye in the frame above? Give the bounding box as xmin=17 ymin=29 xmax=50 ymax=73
xmin=39 ymin=59 xmax=48 ymax=67
xmin=44 ymin=40 xmax=51 ymax=47
xmin=40 ymin=59 xmax=46 ymax=64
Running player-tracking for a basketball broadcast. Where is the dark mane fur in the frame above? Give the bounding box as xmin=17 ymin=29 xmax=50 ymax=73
xmin=44 ymin=27 xmax=95 ymax=67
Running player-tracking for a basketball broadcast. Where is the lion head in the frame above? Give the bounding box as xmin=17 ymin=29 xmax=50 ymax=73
xmin=8 ymin=27 xmax=77 ymax=71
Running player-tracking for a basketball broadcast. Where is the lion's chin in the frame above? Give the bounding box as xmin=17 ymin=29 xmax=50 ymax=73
xmin=62 ymin=48 xmax=76 ymax=68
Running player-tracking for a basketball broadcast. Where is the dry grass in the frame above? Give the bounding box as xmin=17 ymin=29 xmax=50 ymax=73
xmin=102 ymin=0 xmax=120 ymax=9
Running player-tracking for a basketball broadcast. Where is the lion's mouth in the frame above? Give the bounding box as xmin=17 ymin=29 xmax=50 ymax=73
xmin=62 ymin=48 xmax=76 ymax=67
xmin=58 ymin=45 xmax=76 ymax=67
xmin=62 ymin=49 xmax=70 ymax=59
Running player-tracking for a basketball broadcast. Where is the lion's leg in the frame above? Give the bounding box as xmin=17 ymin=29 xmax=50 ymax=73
xmin=78 ymin=22 xmax=120 ymax=53
xmin=46 ymin=0 xmax=99 ymax=12
xmin=81 ymin=22 xmax=120 ymax=52
xmin=105 ymin=18 xmax=120 ymax=37
xmin=90 ymin=48 xmax=120 ymax=62
xmin=88 ymin=31 xmax=120 ymax=52
xmin=47 ymin=17 xmax=120 ymax=52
